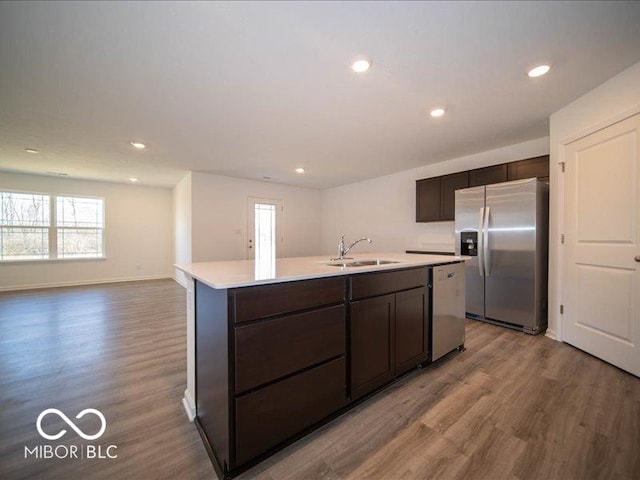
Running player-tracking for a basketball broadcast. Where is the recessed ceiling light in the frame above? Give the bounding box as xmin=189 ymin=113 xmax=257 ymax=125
xmin=25 ymin=148 xmax=39 ymax=154
xmin=129 ymin=177 xmax=139 ymax=183
xmin=350 ymin=58 xmax=372 ymax=73
xmin=430 ymin=107 xmax=446 ymax=118
xmin=295 ymin=168 xmax=305 ymax=174
xmin=527 ymin=65 xmax=550 ymax=78
xmin=130 ymin=142 xmax=146 ymax=149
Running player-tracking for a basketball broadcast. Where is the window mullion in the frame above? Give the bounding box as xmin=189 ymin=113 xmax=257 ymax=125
xmin=50 ymin=194 xmax=57 ymax=259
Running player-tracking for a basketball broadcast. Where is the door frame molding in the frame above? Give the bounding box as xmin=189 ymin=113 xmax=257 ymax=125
xmin=554 ymin=103 xmax=640 ymax=342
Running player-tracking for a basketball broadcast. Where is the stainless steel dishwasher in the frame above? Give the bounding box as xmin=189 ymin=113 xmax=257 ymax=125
xmin=432 ymin=262 xmax=466 ymax=361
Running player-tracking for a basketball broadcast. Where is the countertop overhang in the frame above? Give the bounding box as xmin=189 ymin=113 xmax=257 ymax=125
xmin=175 ymin=252 xmax=466 ymax=289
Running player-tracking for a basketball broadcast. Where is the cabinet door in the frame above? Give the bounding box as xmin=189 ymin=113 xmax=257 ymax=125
xmin=395 ymin=287 xmax=429 ymax=376
xmin=440 ymin=172 xmax=469 ymax=221
xmin=416 ymin=177 xmax=441 ymax=222
xmin=469 ymin=164 xmax=508 ymax=187
xmin=507 ymin=155 xmax=549 ymax=181
xmin=350 ymin=294 xmax=395 ymax=400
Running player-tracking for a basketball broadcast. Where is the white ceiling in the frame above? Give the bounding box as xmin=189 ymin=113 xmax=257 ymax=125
xmin=1 ymin=1 xmax=640 ymax=189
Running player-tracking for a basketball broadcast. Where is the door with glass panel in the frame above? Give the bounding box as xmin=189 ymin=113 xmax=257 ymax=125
xmin=247 ymin=198 xmax=283 ymax=270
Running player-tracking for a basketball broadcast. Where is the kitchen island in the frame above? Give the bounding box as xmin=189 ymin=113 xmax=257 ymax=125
xmin=176 ymin=253 xmax=465 ymax=479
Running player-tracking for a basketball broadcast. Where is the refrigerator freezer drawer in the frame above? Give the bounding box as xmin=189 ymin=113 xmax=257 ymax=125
xmin=432 ymin=263 xmax=466 ymax=361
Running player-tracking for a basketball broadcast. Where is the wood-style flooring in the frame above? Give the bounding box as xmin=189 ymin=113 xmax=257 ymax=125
xmin=1 ymin=280 xmax=638 ymax=480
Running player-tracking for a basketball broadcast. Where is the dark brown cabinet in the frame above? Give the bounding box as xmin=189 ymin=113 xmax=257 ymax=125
xmin=508 ymin=155 xmax=549 ymax=182
xmin=416 ymin=155 xmax=549 ymax=223
xmin=235 ymin=357 xmax=346 ymax=465
xmin=468 ymin=164 xmax=508 ymax=187
xmin=416 ymin=177 xmax=441 ymax=222
xmin=395 ymin=287 xmax=429 ymax=376
xmin=416 ymin=172 xmax=468 ymax=222
xmin=233 ymin=276 xmax=344 ymax=323
xmin=440 ymin=172 xmax=469 ymax=220
xmin=350 ymin=269 xmax=429 ymax=400
xmin=194 ymin=264 xmax=444 ymax=478
xmin=234 ymin=305 xmax=345 ymax=393
xmin=195 ymin=277 xmax=347 ymax=476
xmin=350 ymin=294 xmax=395 ymax=400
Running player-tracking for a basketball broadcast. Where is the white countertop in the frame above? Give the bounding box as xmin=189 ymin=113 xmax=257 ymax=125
xmin=175 ymin=252 xmax=465 ymax=289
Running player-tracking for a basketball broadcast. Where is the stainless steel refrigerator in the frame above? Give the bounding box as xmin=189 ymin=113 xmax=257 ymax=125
xmin=454 ymin=178 xmax=548 ymax=334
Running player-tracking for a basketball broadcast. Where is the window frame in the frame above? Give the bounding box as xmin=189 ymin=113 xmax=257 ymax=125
xmin=0 ymin=189 xmax=106 ymax=263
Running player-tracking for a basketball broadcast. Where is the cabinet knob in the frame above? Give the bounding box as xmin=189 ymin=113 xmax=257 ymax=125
xmin=635 ymin=255 xmax=640 ymax=263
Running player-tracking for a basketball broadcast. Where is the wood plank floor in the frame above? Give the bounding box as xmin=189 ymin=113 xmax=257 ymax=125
xmin=1 ymin=280 xmax=639 ymax=480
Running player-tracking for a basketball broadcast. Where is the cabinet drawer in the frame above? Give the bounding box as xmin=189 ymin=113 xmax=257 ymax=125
xmin=235 ymin=305 xmax=345 ymax=393
xmin=235 ymin=357 xmax=346 ymax=466
xmin=350 ymin=267 xmax=427 ymax=300
xmin=233 ymin=277 xmax=345 ymax=324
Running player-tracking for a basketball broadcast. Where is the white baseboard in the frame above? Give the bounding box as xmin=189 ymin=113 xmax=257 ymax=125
xmin=545 ymin=328 xmax=557 ymax=341
xmin=0 ymin=274 xmax=171 ymax=292
xmin=182 ymin=389 xmax=196 ymax=422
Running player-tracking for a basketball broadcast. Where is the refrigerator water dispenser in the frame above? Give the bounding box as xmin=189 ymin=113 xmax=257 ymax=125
xmin=460 ymin=232 xmax=478 ymax=256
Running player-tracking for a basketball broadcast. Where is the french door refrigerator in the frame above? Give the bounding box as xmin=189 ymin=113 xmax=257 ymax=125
xmin=454 ymin=178 xmax=549 ymax=334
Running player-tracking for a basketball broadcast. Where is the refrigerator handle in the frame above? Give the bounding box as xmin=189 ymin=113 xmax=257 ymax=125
xmin=483 ymin=206 xmax=491 ymax=276
xmin=478 ymin=207 xmax=485 ymax=277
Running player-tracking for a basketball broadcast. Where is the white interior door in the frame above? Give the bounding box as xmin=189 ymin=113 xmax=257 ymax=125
xmin=247 ymin=197 xmax=283 ymax=261
xmin=563 ymin=113 xmax=640 ymax=377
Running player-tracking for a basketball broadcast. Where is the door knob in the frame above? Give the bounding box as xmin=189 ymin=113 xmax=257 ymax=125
xmin=635 ymin=255 xmax=640 ymax=262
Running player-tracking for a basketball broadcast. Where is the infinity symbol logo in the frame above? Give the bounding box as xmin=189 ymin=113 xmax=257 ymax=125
xmin=36 ymin=408 xmax=107 ymax=441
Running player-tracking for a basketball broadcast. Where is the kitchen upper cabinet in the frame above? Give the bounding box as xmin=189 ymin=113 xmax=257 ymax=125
xmin=416 ymin=177 xmax=441 ymax=222
xmin=416 ymin=173 xmax=468 ymax=223
xmin=440 ymin=172 xmax=469 ymax=221
xmin=507 ymin=155 xmax=549 ymax=182
xmin=468 ymin=164 xmax=508 ymax=187
xmin=416 ymin=155 xmax=550 ymax=223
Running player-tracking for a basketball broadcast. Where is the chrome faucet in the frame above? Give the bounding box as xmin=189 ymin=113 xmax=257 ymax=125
xmin=334 ymin=235 xmax=372 ymax=260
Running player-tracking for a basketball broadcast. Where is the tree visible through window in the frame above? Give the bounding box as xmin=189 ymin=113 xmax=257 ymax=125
xmin=0 ymin=191 xmax=104 ymax=261
xmin=56 ymin=196 xmax=104 ymax=258
xmin=0 ymin=192 xmax=50 ymax=260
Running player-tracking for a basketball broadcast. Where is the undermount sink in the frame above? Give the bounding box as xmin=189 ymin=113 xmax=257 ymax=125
xmin=324 ymin=259 xmax=400 ymax=267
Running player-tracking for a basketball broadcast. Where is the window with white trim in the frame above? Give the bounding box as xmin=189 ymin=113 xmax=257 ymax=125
xmin=0 ymin=191 xmax=104 ymax=261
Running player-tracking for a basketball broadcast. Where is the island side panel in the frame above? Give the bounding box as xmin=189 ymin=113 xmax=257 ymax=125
xmin=184 ymin=275 xmax=196 ymax=420
xmin=195 ymin=280 xmax=230 ymax=472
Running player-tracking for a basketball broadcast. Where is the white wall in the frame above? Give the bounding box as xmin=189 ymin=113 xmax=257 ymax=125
xmin=0 ymin=172 xmax=173 ymax=291
xmin=190 ymin=172 xmax=322 ymax=262
xmin=172 ymin=173 xmax=192 ymax=287
xmin=548 ymin=60 xmax=640 ymax=339
xmin=320 ymin=137 xmax=549 ymax=256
